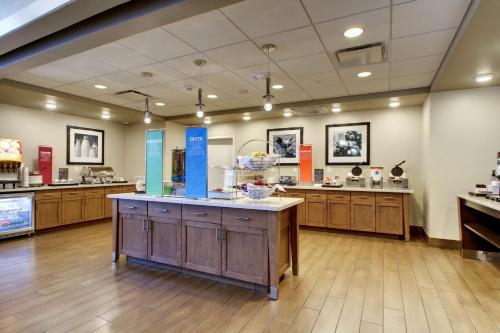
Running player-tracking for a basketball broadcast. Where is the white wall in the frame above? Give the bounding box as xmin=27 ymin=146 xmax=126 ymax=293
xmin=424 ymin=86 xmax=500 ymax=240
xmin=0 ymin=103 xmax=128 ymax=180
xmin=207 ymin=107 xmax=424 ymax=226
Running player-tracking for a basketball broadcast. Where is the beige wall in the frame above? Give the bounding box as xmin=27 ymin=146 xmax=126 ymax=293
xmin=0 ymin=103 xmax=127 ymax=180
xmin=424 ymin=86 xmax=500 ymax=240
xmin=207 ymin=107 xmax=424 ymax=226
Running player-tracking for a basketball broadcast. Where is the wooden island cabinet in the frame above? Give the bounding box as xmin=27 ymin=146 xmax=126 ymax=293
xmin=110 ymin=194 xmax=302 ymax=300
xmin=283 ymin=186 xmax=412 ymax=241
xmin=34 ymin=184 xmax=135 ymax=230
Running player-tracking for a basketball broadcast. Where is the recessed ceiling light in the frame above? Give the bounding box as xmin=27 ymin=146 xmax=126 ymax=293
xmin=94 ymin=84 xmax=107 ymax=89
xmin=155 ymin=102 xmax=165 ymax=106
xmin=389 ymin=101 xmax=400 ymax=108
xmin=283 ymin=109 xmax=292 ymax=117
xmin=207 ymin=94 xmax=218 ymax=99
xmin=389 ymin=97 xmax=399 ymax=102
xmin=45 ymin=102 xmax=57 ymax=110
xmin=344 ymin=27 xmax=364 ymax=38
xmin=242 ymin=113 xmax=251 ymax=121
xmin=101 ymin=113 xmax=111 ymax=119
xmin=475 ymin=73 xmax=493 ymax=83
xmin=203 ymin=117 xmax=212 ymax=125
xmin=332 ymin=107 xmax=342 ymax=113
xmin=272 ymin=84 xmax=283 ymax=90
xmin=357 ymin=71 xmax=372 ymax=78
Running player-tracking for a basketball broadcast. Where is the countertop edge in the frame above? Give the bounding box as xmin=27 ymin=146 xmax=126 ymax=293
xmin=457 ymin=193 xmax=500 ymax=212
xmin=0 ymin=182 xmax=133 ymax=194
xmin=283 ymin=185 xmax=414 ymax=194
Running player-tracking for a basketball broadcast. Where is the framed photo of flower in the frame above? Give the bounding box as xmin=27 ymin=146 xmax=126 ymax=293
xmin=266 ymin=127 xmax=303 ymax=165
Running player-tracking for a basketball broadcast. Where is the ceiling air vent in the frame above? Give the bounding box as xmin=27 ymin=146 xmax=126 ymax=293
xmin=114 ymin=90 xmax=150 ymax=102
xmin=336 ymin=42 xmax=385 ymax=67
xmin=289 ymin=105 xmax=329 ymax=116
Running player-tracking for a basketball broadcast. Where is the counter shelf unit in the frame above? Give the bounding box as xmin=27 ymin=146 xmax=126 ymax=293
xmin=457 ymin=194 xmax=500 ymax=261
xmin=109 ymin=194 xmax=302 ymax=300
xmin=282 ymin=186 xmax=412 ymax=241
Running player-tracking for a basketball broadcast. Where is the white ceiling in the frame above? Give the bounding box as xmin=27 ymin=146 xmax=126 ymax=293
xmin=8 ymin=0 xmax=470 ymax=118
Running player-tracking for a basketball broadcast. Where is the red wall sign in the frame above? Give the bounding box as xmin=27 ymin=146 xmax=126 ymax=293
xmin=38 ymin=146 xmax=53 ymax=184
xmin=299 ymin=145 xmax=313 ymax=183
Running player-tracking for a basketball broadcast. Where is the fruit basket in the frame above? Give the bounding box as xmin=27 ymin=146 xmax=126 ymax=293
xmin=237 ymin=154 xmax=279 ymax=171
xmin=241 ymin=184 xmax=276 ymax=200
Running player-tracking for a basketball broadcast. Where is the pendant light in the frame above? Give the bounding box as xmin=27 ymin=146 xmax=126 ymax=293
xmin=194 ymin=59 xmax=206 ymax=118
xmin=144 ymin=96 xmax=152 ymax=124
xmin=261 ymin=44 xmax=275 ymax=112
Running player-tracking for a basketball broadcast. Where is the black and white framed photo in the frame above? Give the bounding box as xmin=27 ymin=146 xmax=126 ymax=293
xmin=325 ymin=122 xmax=370 ymax=165
xmin=67 ymin=126 xmax=104 ymax=165
xmin=266 ymin=127 xmax=303 ymax=165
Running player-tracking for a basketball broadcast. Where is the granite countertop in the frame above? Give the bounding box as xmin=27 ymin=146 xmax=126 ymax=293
xmin=0 ymin=182 xmax=132 ymax=194
xmin=108 ymin=193 xmax=303 ymax=212
xmin=283 ymin=184 xmax=414 ymax=194
xmin=457 ymin=193 xmax=500 ymax=212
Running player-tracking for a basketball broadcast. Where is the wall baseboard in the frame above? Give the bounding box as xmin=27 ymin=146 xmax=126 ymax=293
xmin=419 ymin=227 xmax=461 ymax=249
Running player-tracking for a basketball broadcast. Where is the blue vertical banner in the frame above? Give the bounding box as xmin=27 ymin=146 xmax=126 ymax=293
xmin=145 ymin=129 xmax=164 ymax=197
xmin=185 ymin=127 xmax=208 ymax=199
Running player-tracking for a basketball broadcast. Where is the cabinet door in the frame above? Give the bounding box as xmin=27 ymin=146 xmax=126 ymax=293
xmin=36 ymin=199 xmax=61 ymax=230
xmin=222 ymin=225 xmax=268 ymax=285
xmin=85 ymin=196 xmax=104 ymax=221
xmin=119 ymin=214 xmax=148 ymax=259
xmin=327 ymin=200 xmax=350 ymax=230
xmin=285 ymin=191 xmax=306 ymax=226
xmin=306 ymin=199 xmax=326 ymax=227
xmin=376 ymin=203 xmax=403 ymax=235
xmin=148 ymin=217 xmax=182 ymax=266
xmin=351 ymin=202 xmax=375 ymax=232
xmin=181 ymin=220 xmax=221 ymax=275
xmin=62 ymin=198 xmax=85 ymax=225
xmin=104 ymin=187 xmax=122 ymax=217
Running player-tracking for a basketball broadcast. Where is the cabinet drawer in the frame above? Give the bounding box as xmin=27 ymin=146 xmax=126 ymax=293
xmin=285 ymin=190 xmax=305 ymax=198
xmin=222 ymin=208 xmax=268 ymax=229
xmin=118 ymin=200 xmax=147 ymax=215
xmin=35 ymin=190 xmax=61 ymax=201
xmin=351 ymin=192 xmax=375 ymax=203
xmin=122 ymin=184 xmax=136 ymax=193
xmin=105 ymin=186 xmax=123 ymax=195
xmin=306 ymin=190 xmax=326 ymax=201
xmin=327 ymin=191 xmax=350 ymax=202
xmin=148 ymin=202 xmax=182 ymax=219
xmin=376 ymin=193 xmax=402 ymax=204
xmin=182 ymin=205 xmax=221 ymax=223
xmin=85 ymin=188 xmax=105 ymax=197
xmin=62 ymin=189 xmax=84 ymax=199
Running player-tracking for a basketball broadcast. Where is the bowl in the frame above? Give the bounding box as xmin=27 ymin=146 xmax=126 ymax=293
xmin=241 ymin=184 xmax=276 ymax=200
xmin=237 ymin=155 xmax=279 ymax=171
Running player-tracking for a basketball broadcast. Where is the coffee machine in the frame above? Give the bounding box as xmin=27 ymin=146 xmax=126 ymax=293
xmin=387 ymin=160 xmax=409 ymax=189
xmin=0 ymin=138 xmax=23 ymax=189
xmin=346 ymin=165 xmax=365 ymax=188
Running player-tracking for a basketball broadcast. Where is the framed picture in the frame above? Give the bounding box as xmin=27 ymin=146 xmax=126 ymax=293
xmin=67 ymin=126 xmax=104 ymax=165
xmin=325 ymin=122 xmax=370 ymax=165
xmin=266 ymin=127 xmax=303 ymax=165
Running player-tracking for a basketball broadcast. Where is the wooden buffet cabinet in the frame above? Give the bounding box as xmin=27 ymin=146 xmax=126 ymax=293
xmin=284 ymin=188 xmax=411 ymax=241
xmin=110 ymin=195 xmax=302 ymax=299
xmin=35 ymin=184 xmax=135 ymax=230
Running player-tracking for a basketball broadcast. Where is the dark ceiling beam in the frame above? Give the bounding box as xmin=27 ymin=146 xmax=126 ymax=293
xmin=0 ymin=0 xmax=244 ymax=78
xmin=164 ymin=87 xmax=430 ymax=121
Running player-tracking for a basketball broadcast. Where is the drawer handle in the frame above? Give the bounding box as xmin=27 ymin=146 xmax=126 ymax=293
xmin=193 ymin=212 xmax=207 ymax=216
xmin=44 ymin=194 xmax=54 ymax=197
xmin=384 ymin=197 xmax=394 ymax=200
xmin=156 ymin=209 xmax=170 ymax=213
xmin=235 ymin=216 xmax=250 ymax=220
xmin=357 ymin=196 xmax=368 ymax=199
xmin=333 ymin=195 xmax=344 ymax=199
xmin=126 ymin=206 xmax=137 ymax=209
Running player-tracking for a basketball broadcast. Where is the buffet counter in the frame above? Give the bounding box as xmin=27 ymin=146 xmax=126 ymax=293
xmin=108 ymin=193 xmax=303 ymax=299
xmin=0 ymin=182 xmax=133 ymax=194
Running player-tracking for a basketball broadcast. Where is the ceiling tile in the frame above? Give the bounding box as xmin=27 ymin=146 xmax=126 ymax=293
xmin=253 ymin=26 xmax=324 ymax=62
xmin=203 ymin=41 xmax=268 ymax=70
xmin=391 ymin=29 xmax=456 ymax=61
xmin=162 ymin=53 xmax=226 ymax=77
xmin=203 ymin=71 xmax=263 ymax=98
xmin=337 ymin=62 xmax=390 ymax=82
xmin=316 ymin=8 xmax=390 ymax=54
xmin=278 ymin=53 xmax=334 ymax=77
xmin=57 ymin=76 xmax=133 ymax=97
xmin=303 ymin=84 xmax=347 ymax=99
xmin=119 ymin=28 xmax=196 ymax=61
xmin=392 ymin=0 xmax=470 ymax=38
xmin=273 ymin=88 xmax=311 ymax=103
xmin=128 ymin=63 xmax=187 ymax=83
xmin=233 ymin=63 xmax=302 ymax=91
xmin=390 ymin=72 xmax=434 ymax=90
xmin=164 ymin=10 xmax=247 ymax=51
xmin=344 ymin=79 xmax=389 ymax=94
xmin=390 ymin=54 xmax=443 ymax=77
xmin=91 ymin=94 xmax=132 ymax=106
xmin=302 ymin=0 xmax=389 ymax=23
xmin=102 ymin=71 xmax=155 ymax=89
xmin=83 ymin=43 xmax=154 ymax=70
xmin=142 ymin=84 xmax=192 ymax=104
xmin=294 ymin=71 xmax=342 ymax=88
xmin=221 ymin=0 xmax=310 ymax=38
xmin=53 ymin=84 xmax=100 ymax=98
xmin=209 ymin=98 xmax=250 ymax=110
xmin=9 ymin=72 xmax=64 ymax=88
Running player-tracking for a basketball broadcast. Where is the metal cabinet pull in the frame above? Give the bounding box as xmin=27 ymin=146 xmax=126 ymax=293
xmin=235 ymin=216 xmax=250 ymax=220
xmin=222 ymin=230 xmax=227 ymax=240
xmin=193 ymin=212 xmax=207 ymax=216
xmin=126 ymin=206 xmax=137 ymax=209
xmin=143 ymin=219 xmax=147 ymax=230
xmin=215 ymin=228 xmax=221 ymax=241
xmin=156 ymin=208 xmax=170 ymax=213
xmin=384 ymin=197 xmax=394 ymax=200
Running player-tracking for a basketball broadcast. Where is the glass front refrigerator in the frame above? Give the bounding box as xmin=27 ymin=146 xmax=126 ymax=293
xmin=0 ymin=192 xmax=34 ymax=239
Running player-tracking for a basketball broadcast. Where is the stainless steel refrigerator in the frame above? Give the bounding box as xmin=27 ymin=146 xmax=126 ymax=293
xmin=0 ymin=192 xmax=34 ymax=239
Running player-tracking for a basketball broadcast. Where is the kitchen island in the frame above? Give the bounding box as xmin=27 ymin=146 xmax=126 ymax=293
xmin=109 ymin=193 xmax=303 ymax=299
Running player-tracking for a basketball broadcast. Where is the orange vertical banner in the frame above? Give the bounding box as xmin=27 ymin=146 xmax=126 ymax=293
xmin=299 ymin=145 xmax=312 ymax=183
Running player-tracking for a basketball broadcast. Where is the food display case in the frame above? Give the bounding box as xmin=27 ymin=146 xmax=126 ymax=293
xmin=0 ymin=192 xmax=34 ymax=239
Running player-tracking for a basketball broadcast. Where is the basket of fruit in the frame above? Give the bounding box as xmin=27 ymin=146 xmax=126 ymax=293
xmin=237 ymin=152 xmax=279 ymax=171
xmin=240 ymin=181 xmax=284 ymax=200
